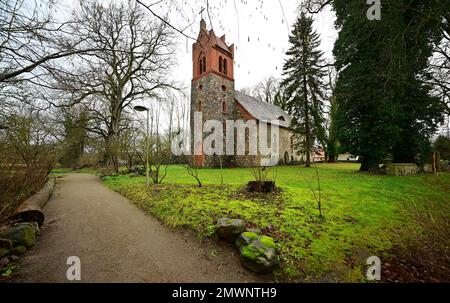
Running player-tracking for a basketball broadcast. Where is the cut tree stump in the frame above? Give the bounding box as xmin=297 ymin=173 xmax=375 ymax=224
xmin=246 ymin=181 xmax=276 ymax=193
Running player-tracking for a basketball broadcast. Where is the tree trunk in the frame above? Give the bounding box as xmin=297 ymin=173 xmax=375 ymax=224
xmin=359 ymin=156 xmax=380 ymax=173
xmin=103 ymin=134 xmax=119 ymax=173
xmin=327 ymin=154 xmax=336 ymax=163
xmin=104 ymin=102 xmax=121 ymax=173
xmin=303 ymin=68 xmax=311 ymax=168
xmin=127 ymin=155 xmax=133 ymax=170
xmin=304 ymin=95 xmax=311 ymax=168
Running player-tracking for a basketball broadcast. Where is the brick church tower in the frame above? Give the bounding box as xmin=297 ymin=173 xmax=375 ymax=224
xmin=190 ymin=19 xmax=235 ymax=167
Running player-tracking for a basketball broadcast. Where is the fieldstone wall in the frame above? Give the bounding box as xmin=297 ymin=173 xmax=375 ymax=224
xmin=386 ymin=163 xmax=419 ymax=176
xmin=190 ymin=73 xmax=235 ymax=167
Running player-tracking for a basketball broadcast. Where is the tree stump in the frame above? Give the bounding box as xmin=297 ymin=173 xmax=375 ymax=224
xmin=246 ymin=181 xmax=276 ymax=193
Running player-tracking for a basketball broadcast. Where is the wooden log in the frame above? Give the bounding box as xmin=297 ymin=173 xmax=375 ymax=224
xmin=10 ymin=178 xmax=55 ymax=227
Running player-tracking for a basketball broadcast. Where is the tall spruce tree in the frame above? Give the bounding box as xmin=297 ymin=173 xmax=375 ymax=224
xmin=333 ymin=0 xmax=444 ymax=171
xmin=326 ymin=93 xmax=339 ymax=162
xmin=281 ymin=13 xmax=327 ymax=167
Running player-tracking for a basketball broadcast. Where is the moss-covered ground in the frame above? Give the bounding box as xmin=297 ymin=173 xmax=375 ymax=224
xmin=101 ymin=163 xmax=450 ymax=282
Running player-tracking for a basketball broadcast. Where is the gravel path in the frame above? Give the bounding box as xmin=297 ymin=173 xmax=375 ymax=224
xmin=15 ymin=174 xmax=270 ymax=282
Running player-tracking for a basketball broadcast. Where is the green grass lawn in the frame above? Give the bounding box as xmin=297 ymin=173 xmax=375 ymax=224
xmin=102 ymin=163 xmax=450 ymax=282
xmin=51 ymin=167 xmax=100 ymax=175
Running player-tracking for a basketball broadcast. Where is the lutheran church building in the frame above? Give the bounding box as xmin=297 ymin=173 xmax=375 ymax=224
xmin=190 ymin=19 xmax=302 ymax=167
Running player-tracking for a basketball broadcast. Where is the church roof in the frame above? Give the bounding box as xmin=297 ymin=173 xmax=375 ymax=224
xmin=234 ymin=91 xmax=291 ymax=128
xmin=215 ymin=36 xmax=230 ymax=53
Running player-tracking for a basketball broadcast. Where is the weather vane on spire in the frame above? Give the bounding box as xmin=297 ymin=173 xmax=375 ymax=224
xmin=199 ymin=7 xmax=205 ymax=19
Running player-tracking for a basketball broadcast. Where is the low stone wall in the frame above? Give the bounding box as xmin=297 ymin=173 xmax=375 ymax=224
xmin=441 ymin=161 xmax=450 ymax=172
xmin=386 ymin=163 xmax=419 ymax=176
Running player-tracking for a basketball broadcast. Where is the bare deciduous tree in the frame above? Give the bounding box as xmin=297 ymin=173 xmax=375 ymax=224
xmin=0 ymin=0 xmax=93 ymax=84
xmin=182 ymin=164 xmax=202 ymax=187
xmin=1 ymin=106 xmax=58 ymax=171
xmin=252 ymin=77 xmax=281 ymax=105
xmin=430 ymin=12 xmax=450 ymax=115
xmin=50 ymin=0 xmax=177 ymax=171
xmin=240 ymin=77 xmax=281 ymax=105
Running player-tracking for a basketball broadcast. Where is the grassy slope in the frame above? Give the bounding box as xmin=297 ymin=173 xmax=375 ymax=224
xmin=102 ymin=163 xmax=450 ymax=281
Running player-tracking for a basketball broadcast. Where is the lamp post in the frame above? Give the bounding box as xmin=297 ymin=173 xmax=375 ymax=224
xmin=134 ymin=105 xmax=150 ymax=187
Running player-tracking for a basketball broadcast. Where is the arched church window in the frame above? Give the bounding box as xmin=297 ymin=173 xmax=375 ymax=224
xmin=222 ymin=101 xmax=227 ymax=113
xmin=198 ymin=101 xmax=202 ymax=111
xmin=199 ymin=58 xmax=203 ymax=75
xmin=223 ymin=58 xmax=228 ymax=75
xmin=219 ymin=56 xmax=223 ymax=73
xmin=202 ymin=57 xmax=206 ymax=73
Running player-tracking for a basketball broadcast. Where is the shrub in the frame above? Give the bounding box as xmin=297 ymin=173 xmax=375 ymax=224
xmin=434 ymin=135 xmax=450 ymax=160
xmin=0 ymin=164 xmax=50 ymax=223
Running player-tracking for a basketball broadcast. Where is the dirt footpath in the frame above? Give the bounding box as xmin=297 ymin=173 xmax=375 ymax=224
xmin=15 ymin=174 xmax=270 ymax=282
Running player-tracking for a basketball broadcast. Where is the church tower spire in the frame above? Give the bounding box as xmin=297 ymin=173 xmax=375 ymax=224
xmin=200 ymin=18 xmax=206 ymax=32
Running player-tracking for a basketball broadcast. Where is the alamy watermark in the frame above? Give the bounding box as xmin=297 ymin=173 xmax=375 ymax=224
xmin=366 ymin=256 xmax=381 ymax=281
xmin=66 ymin=256 xmax=81 ymax=281
xmin=171 ymin=111 xmax=280 ymax=166
xmin=367 ymin=0 xmax=381 ymax=21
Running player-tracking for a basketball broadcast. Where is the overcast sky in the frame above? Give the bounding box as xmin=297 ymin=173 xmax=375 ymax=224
xmin=57 ymin=0 xmax=337 ymax=129
xmin=61 ymin=0 xmax=336 ymax=89
xmin=163 ymin=0 xmax=337 ymax=90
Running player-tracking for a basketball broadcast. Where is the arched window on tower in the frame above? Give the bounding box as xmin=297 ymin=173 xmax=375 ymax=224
xmin=219 ymin=56 xmax=223 ymax=73
xmin=222 ymin=101 xmax=227 ymax=113
xmin=199 ymin=55 xmax=206 ymax=75
xmin=223 ymin=58 xmax=228 ymax=75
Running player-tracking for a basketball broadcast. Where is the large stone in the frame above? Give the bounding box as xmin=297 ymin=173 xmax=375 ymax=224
xmin=0 ymin=224 xmax=37 ymax=248
xmin=239 ymin=235 xmax=278 ymax=273
xmin=0 ymin=248 xmax=9 ymax=258
xmin=236 ymin=231 xmax=260 ymax=249
xmin=10 ymin=246 xmax=27 ymax=256
xmin=0 ymin=257 xmax=9 ymax=267
xmin=9 ymin=255 xmax=19 ymax=262
xmin=216 ymin=218 xmax=246 ymax=242
xmin=13 ymin=222 xmax=40 ymax=235
xmin=245 ymin=228 xmax=262 ymax=235
xmin=0 ymin=238 xmax=13 ymax=249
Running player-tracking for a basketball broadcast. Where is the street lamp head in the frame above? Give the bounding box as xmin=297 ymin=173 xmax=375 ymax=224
xmin=134 ymin=105 xmax=148 ymax=112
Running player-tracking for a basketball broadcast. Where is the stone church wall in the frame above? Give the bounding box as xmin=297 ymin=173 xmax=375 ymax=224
xmin=190 ymin=72 xmax=235 ymax=167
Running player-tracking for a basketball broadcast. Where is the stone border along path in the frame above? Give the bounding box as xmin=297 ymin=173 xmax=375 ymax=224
xmin=15 ymin=173 xmax=272 ymax=282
